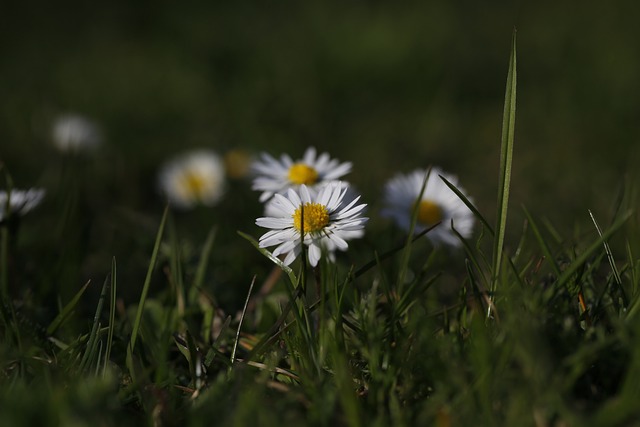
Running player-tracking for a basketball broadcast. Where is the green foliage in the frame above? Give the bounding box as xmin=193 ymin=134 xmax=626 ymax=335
xmin=2 ymin=10 xmax=640 ymax=427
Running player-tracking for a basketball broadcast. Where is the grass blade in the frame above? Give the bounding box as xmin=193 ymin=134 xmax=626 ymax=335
xmin=103 ymin=257 xmax=117 ymax=376
xmin=489 ymin=30 xmax=517 ymax=317
xmin=589 ymin=209 xmax=627 ymax=306
xmin=46 ymin=280 xmax=91 ymax=336
xmin=522 ymin=206 xmax=561 ymax=277
xmin=238 ymin=231 xmax=297 ymax=284
xmin=440 ymin=175 xmax=494 ymax=236
xmin=231 ymin=275 xmax=256 ymax=366
xmin=556 ymin=210 xmax=632 ymax=290
xmin=128 ymin=205 xmax=169 ymax=355
xmin=193 ymin=225 xmax=217 ymax=290
xmin=397 ymin=168 xmax=431 ymax=289
xmin=79 ymin=275 xmax=109 ymax=374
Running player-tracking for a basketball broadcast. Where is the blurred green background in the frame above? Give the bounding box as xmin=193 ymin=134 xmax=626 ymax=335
xmin=2 ymin=1 xmax=639 ymax=306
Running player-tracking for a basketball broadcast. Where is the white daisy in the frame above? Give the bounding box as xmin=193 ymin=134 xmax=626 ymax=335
xmin=0 ymin=188 xmax=46 ymax=222
xmin=251 ymin=147 xmax=352 ymax=202
xmin=158 ymin=150 xmax=226 ymax=209
xmin=256 ymin=182 xmax=368 ymax=267
xmin=262 ymin=180 xmax=363 ymax=218
xmin=51 ymin=113 xmax=102 ymax=152
xmin=381 ymin=168 xmax=474 ymax=247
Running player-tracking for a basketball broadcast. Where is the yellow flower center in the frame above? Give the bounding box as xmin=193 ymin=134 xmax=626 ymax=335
xmin=180 ymin=172 xmax=207 ymax=198
xmin=415 ymin=199 xmax=442 ymax=225
xmin=288 ymin=163 xmax=319 ymax=185
xmin=293 ymin=202 xmax=329 ymax=234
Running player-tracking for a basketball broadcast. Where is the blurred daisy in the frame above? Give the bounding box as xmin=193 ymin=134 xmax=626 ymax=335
xmin=251 ymin=147 xmax=352 ymax=202
xmin=158 ymin=150 xmax=226 ymax=209
xmin=381 ymin=168 xmax=474 ymax=247
xmin=256 ymin=182 xmax=367 ymax=267
xmin=51 ymin=113 xmax=102 ymax=152
xmin=0 ymin=188 xmax=46 ymax=222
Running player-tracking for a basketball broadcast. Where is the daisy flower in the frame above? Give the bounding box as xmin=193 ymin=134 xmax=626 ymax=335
xmin=0 ymin=188 xmax=46 ymax=222
xmin=262 ymin=180 xmax=363 ymax=217
xmin=381 ymin=168 xmax=474 ymax=247
xmin=256 ymin=182 xmax=368 ymax=267
xmin=251 ymin=147 xmax=352 ymax=202
xmin=51 ymin=113 xmax=102 ymax=152
xmin=158 ymin=150 xmax=226 ymax=209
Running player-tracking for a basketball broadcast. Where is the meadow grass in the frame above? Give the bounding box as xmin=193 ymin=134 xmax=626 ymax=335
xmin=2 ymin=34 xmax=640 ymax=427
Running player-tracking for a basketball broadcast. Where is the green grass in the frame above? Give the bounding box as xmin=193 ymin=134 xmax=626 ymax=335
xmin=3 ymin=23 xmax=640 ymax=427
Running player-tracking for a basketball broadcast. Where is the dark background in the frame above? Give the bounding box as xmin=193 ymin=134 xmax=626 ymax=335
xmin=2 ymin=1 xmax=639 ymax=304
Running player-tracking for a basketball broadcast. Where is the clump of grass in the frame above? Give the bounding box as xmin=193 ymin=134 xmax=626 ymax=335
xmin=1 ymin=32 xmax=640 ymax=427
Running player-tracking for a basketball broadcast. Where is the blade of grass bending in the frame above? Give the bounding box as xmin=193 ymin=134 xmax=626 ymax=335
xmin=193 ymin=225 xmax=217 ymax=290
xmin=589 ymin=209 xmax=627 ymax=306
xmin=129 ymin=205 xmax=169 ymax=355
xmin=103 ymin=257 xmax=117 ymax=376
xmin=440 ymin=175 xmax=494 ymax=236
xmin=238 ymin=231 xmax=297 ymax=284
xmin=79 ymin=275 xmax=109 ymax=374
xmin=556 ymin=210 xmax=632 ymax=290
xmin=231 ymin=275 xmax=256 ymax=366
xmin=489 ymin=30 xmax=517 ymax=318
xmin=46 ymin=280 xmax=91 ymax=336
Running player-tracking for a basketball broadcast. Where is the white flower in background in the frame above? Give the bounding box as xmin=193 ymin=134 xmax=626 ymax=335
xmin=256 ymin=182 xmax=368 ymax=267
xmin=251 ymin=147 xmax=352 ymax=202
xmin=52 ymin=114 xmax=102 ymax=152
xmin=158 ymin=150 xmax=226 ymax=209
xmin=0 ymin=188 xmax=46 ymax=221
xmin=381 ymin=168 xmax=474 ymax=247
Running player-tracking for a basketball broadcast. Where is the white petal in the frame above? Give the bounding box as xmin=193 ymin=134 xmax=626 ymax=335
xmin=308 ymin=243 xmax=321 ymax=267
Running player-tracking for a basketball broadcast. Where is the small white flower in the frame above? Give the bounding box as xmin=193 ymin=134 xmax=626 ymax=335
xmin=52 ymin=114 xmax=102 ymax=152
xmin=158 ymin=150 xmax=226 ymax=209
xmin=381 ymin=168 xmax=474 ymax=247
xmin=256 ymin=182 xmax=368 ymax=267
xmin=262 ymin=180 xmax=363 ymax=217
xmin=0 ymin=188 xmax=46 ymax=221
xmin=251 ymin=147 xmax=352 ymax=202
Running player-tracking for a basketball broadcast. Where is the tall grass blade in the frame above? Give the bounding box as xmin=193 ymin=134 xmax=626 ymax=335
xmin=489 ymin=30 xmax=517 ymax=317
xmin=79 ymin=275 xmax=109 ymax=374
xmin=397 ymin=168 xmax=431 ymax=288
xmin=128 ymin=205 xmax=169 ymax=355
xmin=103 ymin=257 xmax=117 ymax=376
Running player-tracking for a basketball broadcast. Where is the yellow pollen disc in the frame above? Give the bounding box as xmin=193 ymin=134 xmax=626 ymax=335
xmin=180 ymin=172 xmax=207 ymax=198
xmin=293 ymin=202 xmax=329 ymax=234
xmin=415 ymin=199 xmax=442 ymax=225
xmin=288 ymin=163 xmax=319 ymax=185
